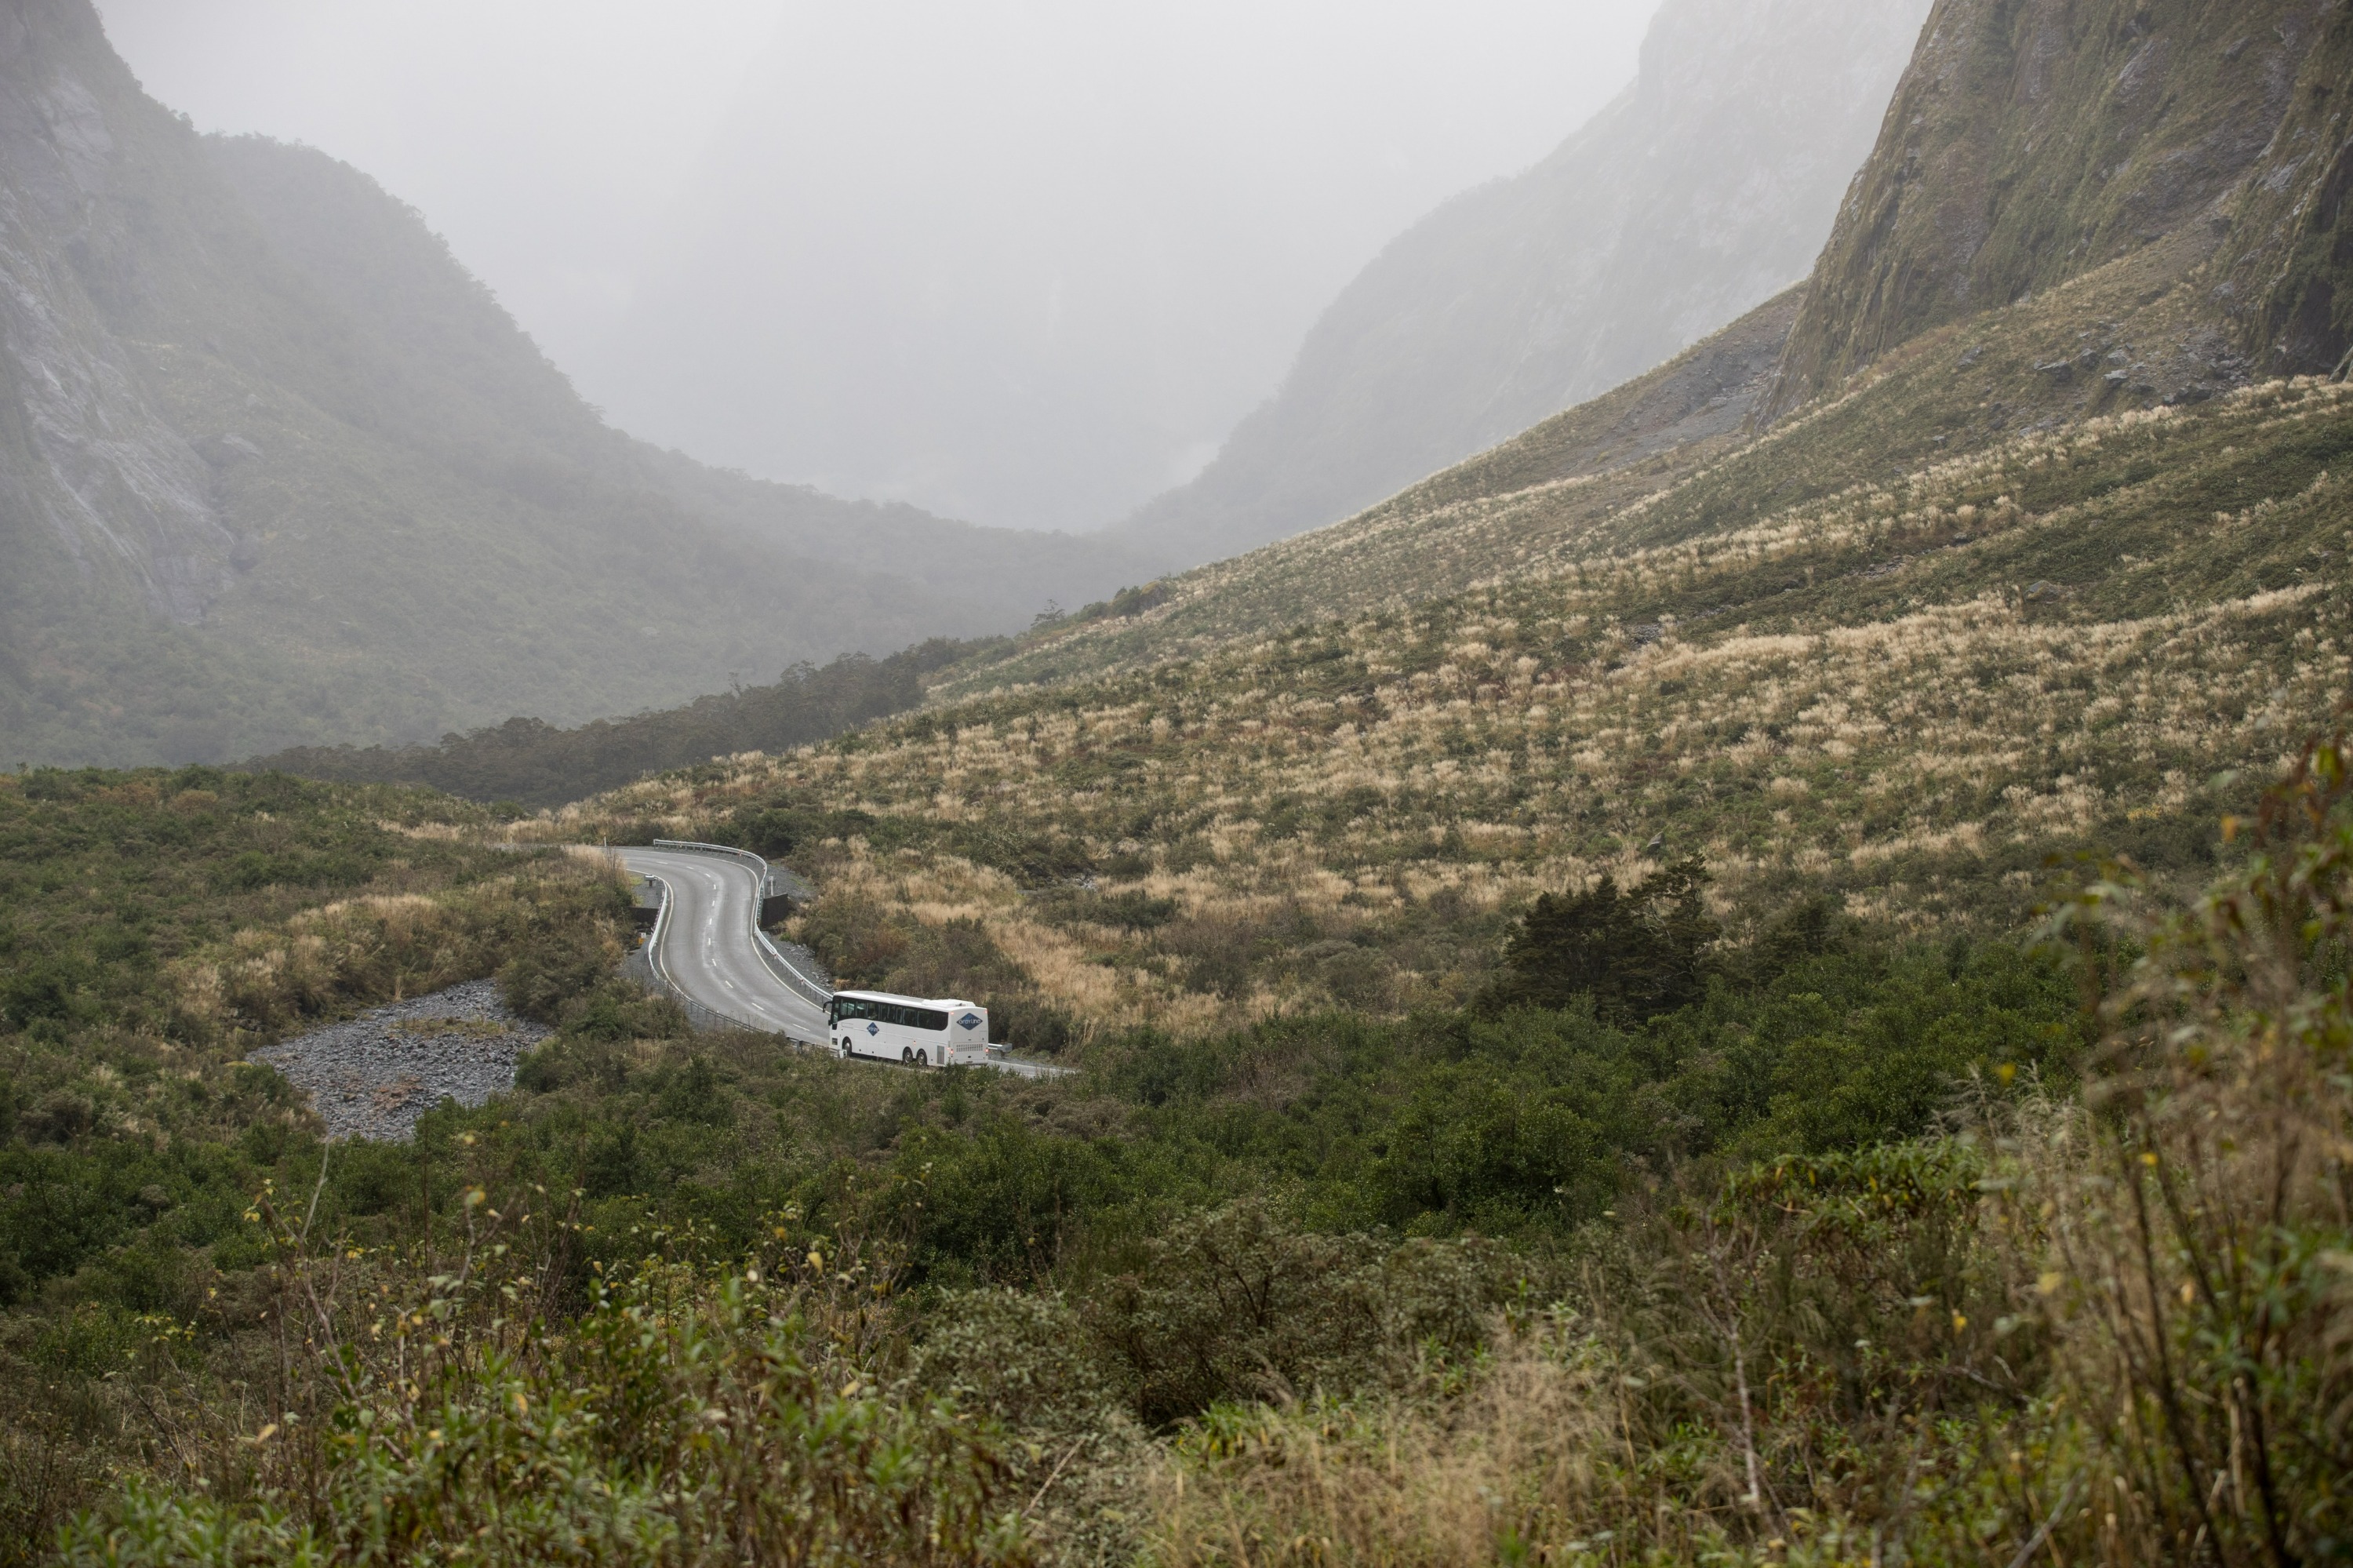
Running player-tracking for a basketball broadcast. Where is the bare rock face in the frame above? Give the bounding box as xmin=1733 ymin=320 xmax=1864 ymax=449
xmin=0 ymin=5 xmax=232 ymax=624
xmin=1766 ymin=0 xmax=2343 ymax=417
xmin=2209 ymin=10 xmax=2353 ymax=378
xmin=1118 ymin=0 xmax=1935 ymax=566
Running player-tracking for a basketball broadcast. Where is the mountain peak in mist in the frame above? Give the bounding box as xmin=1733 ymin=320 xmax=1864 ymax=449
xmin=1116 ymin=0 xmax=1934 ymax=566
xmin=0 ymin=0 xmax=1157 ymax=767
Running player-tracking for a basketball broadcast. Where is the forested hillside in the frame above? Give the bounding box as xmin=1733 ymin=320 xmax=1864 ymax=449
xmin=246 ymin=638 xmax=995 ymax=810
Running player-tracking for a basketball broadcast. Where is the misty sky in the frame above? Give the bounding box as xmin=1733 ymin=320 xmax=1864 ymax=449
xmin=99 ymin=2 xmax=1660 ymax=531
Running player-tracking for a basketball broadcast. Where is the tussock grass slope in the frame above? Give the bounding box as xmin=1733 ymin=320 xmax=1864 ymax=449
xmin=540 ymin=366 xmax=2353 ymax=1040
xmin=945 ymin=229 xmax=2256 ymax=701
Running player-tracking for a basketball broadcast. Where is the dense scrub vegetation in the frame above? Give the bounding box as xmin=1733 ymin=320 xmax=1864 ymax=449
xmin=245 ymin=639 xmax=994 ymax=809
xmin=0 ymin=766 xmax=671 ymax=1548
xmin=13 ymin=733 xmax=2351 ymax=1564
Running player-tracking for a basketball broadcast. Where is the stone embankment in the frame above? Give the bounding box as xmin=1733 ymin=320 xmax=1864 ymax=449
xmin=249 ymin=980 xmax=548 ymax=1141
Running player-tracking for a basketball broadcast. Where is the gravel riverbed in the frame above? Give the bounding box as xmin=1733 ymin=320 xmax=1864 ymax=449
xmin=248 ymin=980 xmax=551 ymax=1142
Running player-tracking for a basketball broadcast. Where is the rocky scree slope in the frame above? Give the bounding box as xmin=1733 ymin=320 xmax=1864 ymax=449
xmin=1115 ymin=0 xmax=1933 ymax=566
xmin=249 ymin=980 xmax=549 ymax=1143
xmin=0 ymin=0 xmax=1150 ymax=769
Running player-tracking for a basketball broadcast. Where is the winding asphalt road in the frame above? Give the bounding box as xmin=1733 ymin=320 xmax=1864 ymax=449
xmin=620 ymin=846 xmax=831 ymax=1041
xmin=616 ymin=846 xmax=1065 ymax=1079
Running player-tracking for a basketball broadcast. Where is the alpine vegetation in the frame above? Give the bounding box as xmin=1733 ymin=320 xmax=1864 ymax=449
xmin=5 ymin=0 xmax=2351 ymax=1564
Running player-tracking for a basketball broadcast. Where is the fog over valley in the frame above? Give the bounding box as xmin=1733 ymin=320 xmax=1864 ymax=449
xmin=99 ymin=0 xmax=1660 ymax=529
xmin=7 ymin=1 xmax=2353 ymax=1561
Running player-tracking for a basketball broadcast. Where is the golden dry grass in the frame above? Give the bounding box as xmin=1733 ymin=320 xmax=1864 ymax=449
xmin=534 ymin=379 xmax=2353 ymax=1038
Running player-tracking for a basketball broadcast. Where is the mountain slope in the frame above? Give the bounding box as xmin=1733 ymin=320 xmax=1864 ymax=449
xmin=1766 ymin=0 xmax=2348 ymax=414
xmin=549 ymin=368 xmax=2353 ymax=1035
xmin=934 ymin=223 xmax=2249 ymax=699
xmin=950 ymin=0 xmax=2353 ymax=701
xmin=1113 ymin=0 xmax=1933 ymax=566
xmin=0 ymin=0 xmax=1150 ymax=769
xmin=202 ymin=133 xmax=1162 ymax=619
xmin=521 ymin=0 xmax=2353 ymax=1043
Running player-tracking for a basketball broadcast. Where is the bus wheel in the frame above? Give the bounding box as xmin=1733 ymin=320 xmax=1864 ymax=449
xmin=900 ymin=1046 xmax=911 ymax=1064
xmin=916 ymin=1049 xmax=930 ymax=1068
xmin=839 ymin=1038 xmax=852 ymax=1059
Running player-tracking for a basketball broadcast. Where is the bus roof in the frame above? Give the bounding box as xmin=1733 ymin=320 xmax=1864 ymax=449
xmin=831 ymin=988 xmax=980 ymax=1010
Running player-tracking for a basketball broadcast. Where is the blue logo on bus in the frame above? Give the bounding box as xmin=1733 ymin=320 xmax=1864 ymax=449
xmin=958 ymin=1013 xmax=982 ymax=1031
xmin=867 ymin=1021 xmax=880 ymax=1036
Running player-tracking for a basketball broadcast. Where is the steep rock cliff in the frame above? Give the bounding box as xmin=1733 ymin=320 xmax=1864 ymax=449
xmin=0 ymin=3 xmax=233 ymax=631
xmin=1767 ymin=0 xmax=2348 ymax=414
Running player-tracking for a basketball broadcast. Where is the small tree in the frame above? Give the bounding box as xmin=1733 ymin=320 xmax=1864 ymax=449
xmin=1486 ymin=856 xmax=1718 ymax=1023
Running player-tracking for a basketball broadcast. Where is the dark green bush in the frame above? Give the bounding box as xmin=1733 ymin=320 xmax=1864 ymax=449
xmin=1483 ymin=855 xmax=1718 ymax=1023
xmin=497 ymin=904 xmax=625 ymax=1024
xmin=1085 ymin=1199 xmax=1518 ymax=1426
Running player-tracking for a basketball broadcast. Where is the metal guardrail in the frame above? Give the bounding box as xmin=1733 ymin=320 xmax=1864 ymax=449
xmin=633 ymin=874 xmax=781 ymax=1037
xmin=652 ymin=837 xmax=769 ymax=879
xmin=650 ymin=838 xmax=805 ymax=904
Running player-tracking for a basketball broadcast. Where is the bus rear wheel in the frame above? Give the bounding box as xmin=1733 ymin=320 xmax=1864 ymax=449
xmin=915 ymin=1048 xmax=930 ymax=1068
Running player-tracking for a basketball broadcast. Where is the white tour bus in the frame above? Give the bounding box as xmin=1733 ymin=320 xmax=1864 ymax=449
xmin=827 ymin=990 xmax=992 ymax=1067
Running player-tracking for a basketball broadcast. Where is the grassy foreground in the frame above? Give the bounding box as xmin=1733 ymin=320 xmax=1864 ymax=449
xmin=0 ymin=732 xmax=2344 ymax=1564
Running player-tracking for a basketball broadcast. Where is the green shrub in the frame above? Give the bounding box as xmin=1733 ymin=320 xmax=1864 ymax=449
xmin=497 ymin=902 xmax=626 ymax=1024
xmin=1483 ymin=855 xmax=1718 ymax=1023
xmin=62 ymin=1255 xmax=1031 ymax=1567
xmin=1086 ymin=1199 xmax=1518 ymax=1427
